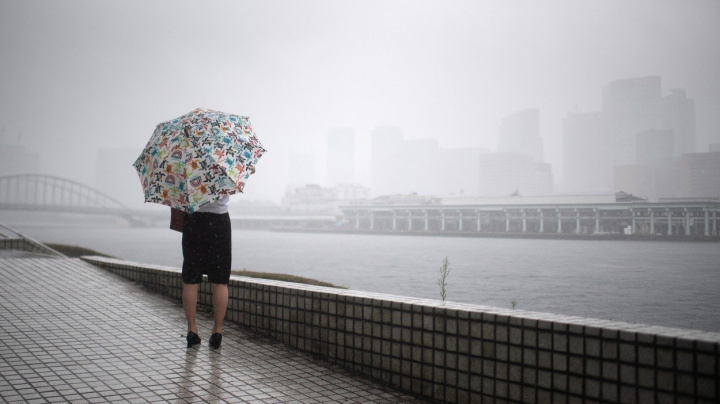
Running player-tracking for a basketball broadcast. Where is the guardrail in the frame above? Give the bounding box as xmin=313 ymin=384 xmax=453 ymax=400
xmin=0 ymin=223 xmax=65 ymax=257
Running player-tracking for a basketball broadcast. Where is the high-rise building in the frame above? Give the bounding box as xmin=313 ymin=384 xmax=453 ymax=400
xmin=656 ymin=152 xmax=720 ymax=199
xmin=603 ymin=76 xmax=663 ymax=166
xmin=497 ymin=108 xmax=543 ymax=162
xmin=636 ymin=129 xmax=674 ymax=168
xmin=662 ymin=88 xmax=696 ymax=156
xmin=563 ymin=111 xmax=612 ymax=193
xmin=326 ymin=128 xmax=355 ymax=186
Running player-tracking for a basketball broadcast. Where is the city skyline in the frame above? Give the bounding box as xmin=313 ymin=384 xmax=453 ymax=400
xmin=1 ymin=1 xmax=719 ymax=204
xmin=1 ymin=73 xmax=715 ymax=206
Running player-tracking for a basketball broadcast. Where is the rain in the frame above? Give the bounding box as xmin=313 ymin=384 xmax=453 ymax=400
xmin=1 ymin=0 xmax=719 ymax=329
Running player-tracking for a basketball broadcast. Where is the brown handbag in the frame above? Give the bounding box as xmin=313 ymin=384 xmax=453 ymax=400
xmin=170 ymin=208 xmax=188 ymax=232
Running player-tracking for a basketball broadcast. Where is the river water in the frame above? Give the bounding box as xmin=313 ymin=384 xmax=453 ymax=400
xmin=3 ymin=211 xmax=719 ymax=333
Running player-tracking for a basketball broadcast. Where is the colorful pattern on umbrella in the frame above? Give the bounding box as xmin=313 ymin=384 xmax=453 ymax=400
xmin=133 ymin=108 xmax=266 ymax=213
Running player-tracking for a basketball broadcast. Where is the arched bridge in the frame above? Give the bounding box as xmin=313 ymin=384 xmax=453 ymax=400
xmin=0 ymin=174 xmax=150 ymax=224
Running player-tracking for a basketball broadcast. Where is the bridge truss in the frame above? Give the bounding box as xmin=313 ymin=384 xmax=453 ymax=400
xmin=0 ymin=174 xmax=130 ymax=214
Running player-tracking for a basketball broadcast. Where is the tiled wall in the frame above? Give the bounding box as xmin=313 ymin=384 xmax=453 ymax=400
xmin=82 ymin=256 xmax=720 ymax=404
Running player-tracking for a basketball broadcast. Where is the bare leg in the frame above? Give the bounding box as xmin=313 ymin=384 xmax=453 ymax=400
xmin=211 ymin=283 xmax=228 ymax=334
xmin=183 ymin=283 xmax=200 ymax=334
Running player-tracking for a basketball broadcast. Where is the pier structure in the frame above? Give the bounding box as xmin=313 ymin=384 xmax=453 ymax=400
xmin=339 ymin=194 xmax=720 ymax=237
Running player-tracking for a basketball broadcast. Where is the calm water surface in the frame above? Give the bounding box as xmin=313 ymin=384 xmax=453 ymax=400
xmin=4 ymin=212 xmax=719 ymax=333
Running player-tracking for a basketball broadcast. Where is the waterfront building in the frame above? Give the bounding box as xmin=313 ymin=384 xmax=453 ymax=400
xmin=339 ymin=191 xmax=719 ymax=237
xmin=334 ymin=183 xmax=370 ymax=201
xmin=563 ymin=111 xmax=612 ymax=193
xmin=326 ymin=128 xmax=355 ymax=186
xmin=281 ymin=184 xmax=338 ymax=216
xmin=497 ymin=108 xmax=543 ymax=162
xmin=709 ymin=143 xmax=720 ymax=152
xmin=281 ymin=183 xmax=370 ymax=216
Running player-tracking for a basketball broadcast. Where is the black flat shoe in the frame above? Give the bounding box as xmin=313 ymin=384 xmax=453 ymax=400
xmin=209 ymin=333 xmax=222 ymax=349
xmin=186 ymin=331 xmax=201 ymax=348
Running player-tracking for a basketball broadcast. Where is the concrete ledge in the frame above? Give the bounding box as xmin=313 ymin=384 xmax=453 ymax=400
xmin=81 ymin=255 xmax=720 ymax=404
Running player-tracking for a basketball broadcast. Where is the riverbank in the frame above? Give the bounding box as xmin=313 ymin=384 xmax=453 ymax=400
xmin=7 ymin=223 xmax=719 ymax=333
xmin=272 ymin=227 xmax=720 ymax=242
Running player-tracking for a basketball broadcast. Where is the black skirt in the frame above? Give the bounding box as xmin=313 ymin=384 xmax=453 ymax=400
xmin=181 ymin=212 xmax=232 ymax=284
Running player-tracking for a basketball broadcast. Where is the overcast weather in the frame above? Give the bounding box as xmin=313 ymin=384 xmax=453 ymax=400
xmin=1 ymin=0 xmax=719 ymax=205
xmin=2 ymin=2 xmax=720 ymax=401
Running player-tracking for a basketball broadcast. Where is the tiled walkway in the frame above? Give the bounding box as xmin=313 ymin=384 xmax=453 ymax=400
xmin=0 ymin=257 xmax=426 ymax=403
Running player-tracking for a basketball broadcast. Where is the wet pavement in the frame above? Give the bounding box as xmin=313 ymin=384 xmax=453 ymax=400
xmin=0 ymin=256 xmax=426 ymax=403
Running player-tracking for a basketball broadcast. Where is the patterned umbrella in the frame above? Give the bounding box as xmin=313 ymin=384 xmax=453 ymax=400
xmin=133 ymin=108 xmax=266 ymax=213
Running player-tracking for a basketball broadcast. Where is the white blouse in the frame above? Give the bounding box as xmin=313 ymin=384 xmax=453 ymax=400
xmin=196 ymin=195 xmax=230 ymax=214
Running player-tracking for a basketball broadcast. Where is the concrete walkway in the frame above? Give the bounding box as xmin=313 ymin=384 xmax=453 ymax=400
xmin=0 ymin=256 xmax=426 ymax=403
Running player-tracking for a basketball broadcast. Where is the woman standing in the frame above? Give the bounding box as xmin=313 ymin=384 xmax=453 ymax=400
xmin=181 ymin=195 xmax=232 ymax=349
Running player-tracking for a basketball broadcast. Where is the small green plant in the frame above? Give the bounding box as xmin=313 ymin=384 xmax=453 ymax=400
xmin=437 ymin=257 xmax=451 ymax=301
xmin=511 ymin=299 xmax=517 ymax=310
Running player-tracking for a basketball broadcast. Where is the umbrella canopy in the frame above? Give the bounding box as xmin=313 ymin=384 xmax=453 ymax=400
xmin=133 ymin=108 xmax=266 ymax=213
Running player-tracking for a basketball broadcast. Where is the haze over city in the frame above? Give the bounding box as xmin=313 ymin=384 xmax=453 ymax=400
xmin=1 ymin=0 xmax=719 ymax=208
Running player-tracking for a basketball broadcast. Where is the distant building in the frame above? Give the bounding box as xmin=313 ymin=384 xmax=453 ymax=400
xmin=281 ymin=184 xmax=338 ymax=215
xmin=610 ymin=129 xmax=676 ymax=201
xmin=326 ymin=128 xmax=355 ymax=186
xmin=563 ymin=111 xmax=612 ymax=193
xmin=439 ymin=191 xmax=645 ymax=206
xmin=497 ymin=108 xmax=543 ymax=162
xmin=603 ymin=76 xmax=663 ymax=166
xmin=614 ymin=165 xmax=656 ymax=201
xmin=709 ymin=143 xmax=720 ymax=152
xmin=334 ymin=183 xmax=370 ymax=201
xmin=564 ymin=77 xmax=697 ymax=198
xmin=477 ymin=152 xmax=552 ymax=196
xmin=636 ymin=129 xmax=674 ymax=168
xmin=656 ymin=152 xmax=720 ymax=199
xmin=281 ymin=183 xmax=370 ymax=216
xmin=370 ymin=193 xmax=435 ymax=206
xmin=662 ymin=88 xmax=696 ymax=156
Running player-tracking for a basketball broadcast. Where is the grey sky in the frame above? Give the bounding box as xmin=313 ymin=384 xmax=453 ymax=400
xmin=1 ymin=0 xmax=719 ymax=203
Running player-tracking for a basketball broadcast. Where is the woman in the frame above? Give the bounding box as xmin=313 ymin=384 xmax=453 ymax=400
xmin=181 ymin=195 xmax=232 ymax=349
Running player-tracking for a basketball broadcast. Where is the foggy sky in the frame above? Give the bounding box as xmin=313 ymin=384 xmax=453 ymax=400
xmin=1 ymin=0 xmax=719 ymax=203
